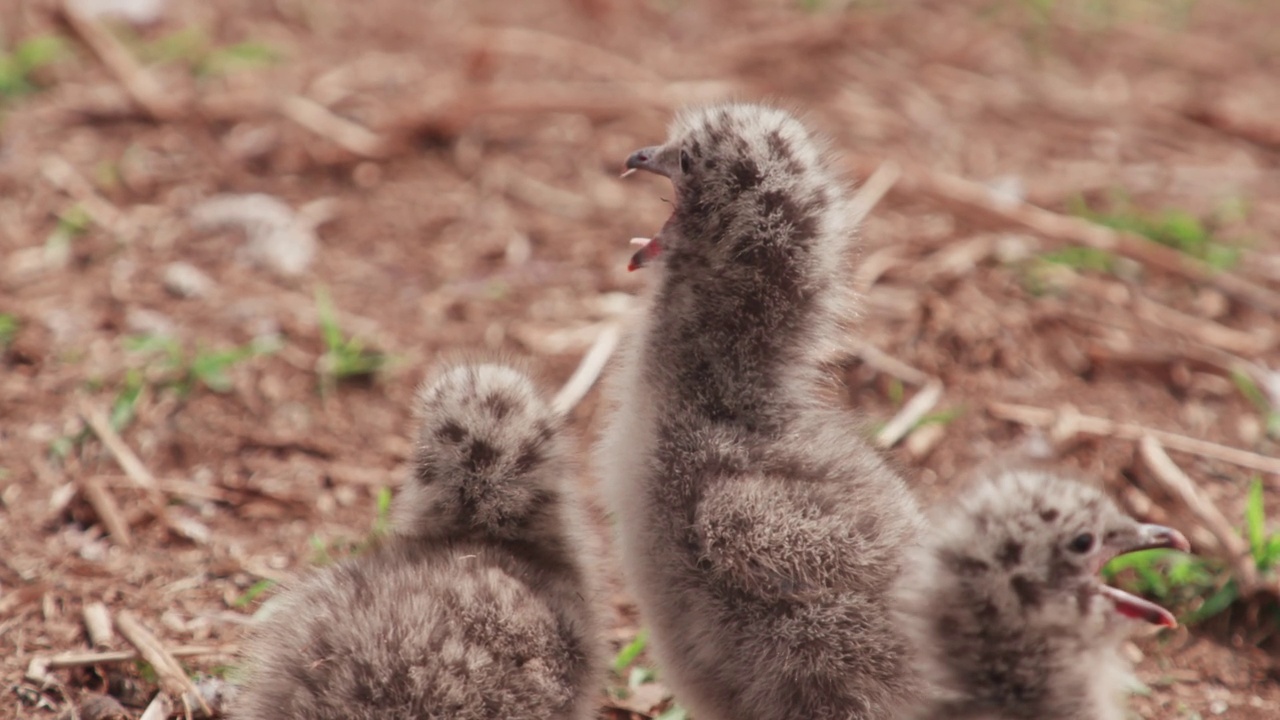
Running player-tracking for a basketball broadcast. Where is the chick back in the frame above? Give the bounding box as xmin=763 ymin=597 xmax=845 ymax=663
xmin=232 ymin=362 xmax=602 ymax=720
xmin=233 ymin=543 xmax=595 ymax=720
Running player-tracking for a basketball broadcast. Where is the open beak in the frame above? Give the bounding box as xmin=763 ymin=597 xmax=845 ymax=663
xmin=628 ymin=237 xmax=661 ymax=272
xmin=621 ymin=145 xmax=676 ymax=179
xmin=620 ymin=143 xmax=676 ymax=270
xmin=1101 ymin=523 xmax=1191 ymax=628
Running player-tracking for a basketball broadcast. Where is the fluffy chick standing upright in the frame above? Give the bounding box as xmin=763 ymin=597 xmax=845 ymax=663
xmin=232 ymin=362 xmax=603 ymax=720
xmin=598 ymin=104 xmax=924 ymax=720
xmin=896 ymin=467 xmax=1190 ymax=720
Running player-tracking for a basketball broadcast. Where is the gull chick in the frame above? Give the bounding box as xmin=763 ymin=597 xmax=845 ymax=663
xmin=232 ymin=362 xmax=603 ymax=720
xmin=598 ymin=103 xmax=924 ymax=720
xmin=897 ymin=467 xmax=1190 ymax=720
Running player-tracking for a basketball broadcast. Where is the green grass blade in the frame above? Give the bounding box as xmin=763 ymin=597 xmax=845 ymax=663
xmin=612 ymin=629 xmax=649 ymax=674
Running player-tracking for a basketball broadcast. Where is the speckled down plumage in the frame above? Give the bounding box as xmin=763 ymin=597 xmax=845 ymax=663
xmin=598 ymin=103 xmax=925 ymax=720
xmin=231 ymin=362 xmax=603 ymax=720
xmin=896 ymin=467 xmax=1172 ymax=720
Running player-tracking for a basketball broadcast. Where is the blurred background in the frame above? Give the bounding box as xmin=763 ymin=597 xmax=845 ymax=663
xmin=1 ymin=0 xmax=1278 ymax=717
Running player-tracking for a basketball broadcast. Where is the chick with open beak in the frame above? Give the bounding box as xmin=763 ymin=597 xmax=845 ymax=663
xmin=599 ymin=103 xmax=923 ymax=720
xmin=896 ymin=467 xmax=1191 ymax=720
xmin=1095 ymin=521 xmax=1190 ymax=626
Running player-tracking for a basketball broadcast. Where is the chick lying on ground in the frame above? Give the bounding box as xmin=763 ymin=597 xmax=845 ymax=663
xmin=896 ymin=466 xmax=1190 ymax=720
xmin=231 ymin=361 xmax=603 ymax=720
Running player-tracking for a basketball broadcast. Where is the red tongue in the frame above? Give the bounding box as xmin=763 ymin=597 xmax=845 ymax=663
xmin=1100 ymin=585 xmax=1177 ymax=628
xmin=627 ymin=238 xmax=662 ymax=272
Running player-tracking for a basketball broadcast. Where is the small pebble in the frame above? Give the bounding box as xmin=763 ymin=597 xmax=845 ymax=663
xmin=163 ymin=261 xmax=215 ymax=298
xmin=984 ymin=174 xmax=1026 ymax=210
xmin=993 ymin=233 xmax=1038 ymax=264
xmin=125 ymin=307 xmax=175 ymax=338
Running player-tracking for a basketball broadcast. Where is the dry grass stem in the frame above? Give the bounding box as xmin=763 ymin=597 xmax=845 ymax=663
xmin=115 ymin=612 xmax=209 ymax=715
xmin=890 ymin=162 xmax=1280 ymax=314
xmin=848 ymin=161 xmax=901 ymax=227
xmin=79 ymin=403 xmax=159 ymax=492
xmin=551 ymin=323 xmax=621 ymax=416
xmin=57 ymin=0 xmax=185 ymax=121
xmin=843 ymin=338 xmax=933 ymax=386
xmin=78 ymin=476 xmax=133 ymax=548
xmin=1132 ymin=296 xmax=1275 ymax=357
xmin=39 ymin=156 xmax=133 ymax=241
xmin=279 ymin=95 xmax=390 ymax=158
xmin=1135 ymin=436 xmax=1261 ymax=594
xmin=988 ymin=401 xmax=1280 ymax=476
xmin=42 ymin=645 xmax=237 ymax=670
xmin=876 ymin=380 xmax=944 ymax=449
xmin=82 ymin=602 xmax=114 ymax=649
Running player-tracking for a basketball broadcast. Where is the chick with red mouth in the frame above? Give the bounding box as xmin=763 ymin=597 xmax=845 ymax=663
xmin=895 ymin=466 xmax=1191 ymax=720
xmin=602 ymin=104 xmax=924 ymax=720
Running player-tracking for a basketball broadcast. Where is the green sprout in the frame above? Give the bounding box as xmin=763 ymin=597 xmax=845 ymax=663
xmin=124 ymin=334 xmax=279 ymax=396
xmin=1070 ymin=197 xmax=1241 ymax=270
xmin=1103 ymin=477 xmax=1280 ymax=625
xmin=0 ymin=313 xmax=17 ymax=352
xmin=232 ymin=579 xmax=277 ymax=608
xmin=0 ymin=35 xmax=68 ymax=99
xmin=315 ymin=286 xmax=388 ymax=391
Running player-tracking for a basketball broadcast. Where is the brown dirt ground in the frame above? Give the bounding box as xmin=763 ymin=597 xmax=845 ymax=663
xmin=2 ymin=0 xmax=1279 ymax=718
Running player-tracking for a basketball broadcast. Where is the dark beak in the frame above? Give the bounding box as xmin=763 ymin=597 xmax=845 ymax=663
xmin=1099 ymin=523 xmax=1190 ymax=628
xmin=621 ymin=145 xmax=675 ymax=179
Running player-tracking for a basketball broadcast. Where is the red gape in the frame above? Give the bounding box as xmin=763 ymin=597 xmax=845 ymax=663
xmin=627 ymin=238 xmax=662 ymax=272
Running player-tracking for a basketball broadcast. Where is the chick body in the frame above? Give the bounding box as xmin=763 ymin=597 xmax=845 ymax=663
xmin=897 ymin=467 xmax=1187 ymax=720
xmin=232 ymin=362 xmax=603 ymax=720
xmin=600 ymin=104 xmax=923 ymax=720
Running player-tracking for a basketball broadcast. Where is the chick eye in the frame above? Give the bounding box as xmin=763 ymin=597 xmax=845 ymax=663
xmin=1068 ymin=533 xmax=1095 ymax=554
xmin=680 ymin=150 xmax=692 ymax=174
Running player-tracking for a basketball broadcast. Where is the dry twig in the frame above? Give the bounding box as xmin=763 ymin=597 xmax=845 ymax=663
xmin=40 ymin=156 xmax=134 ymax=241
xmin=551 ymin=323 xmax=621 ymax=416
xmin=42 ymin=645 xmax=236 ymax=670
xmin=57 ymin=0 xmax=185 ymax=121
xmin=1132 ymin=295 xmax=1275 ymax=357
xmin=116 ymin=612 xmax=210 ymax=716
xmin=988 ymin=402 xmax=1280 ymax=476
xmin=875 ymin=379 xmax=944 ymax=449
xmin=102 ymin=476 xmax=234 ymax=503
xmin=1135 ymin=436 xmax=1261 ymax=594
xmin=78 ymin=476 xmax=133 ymax=548
xmin=885 ymin=162 xmax=1280 ymax=314
xmin=83 ymin=602 xmax=115 ymax=649
xmin=853 ymin=246 xmax=904 ymax=293
xmin=842 ymin=338 xmax=932 ymax=386
xmin=1065 ymin=275 xmax=1275 ymax=357
xmin=278 ymin=95 xmax=390 ymax=159
xmin=79 ymin=403 xmax=214 ymax=544
xmin=79 ymin=403 xmax=158 ymax=491
xmin=849 ymin=161 xmax=901 ymax=227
